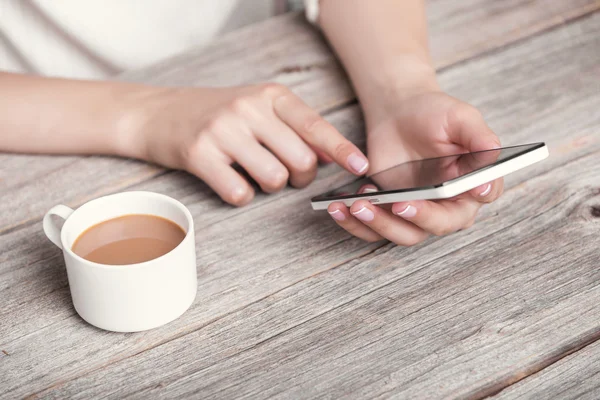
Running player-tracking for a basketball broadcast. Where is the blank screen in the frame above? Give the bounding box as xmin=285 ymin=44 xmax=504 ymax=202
xmin=312 ymin=143 xmax=544 ymax=202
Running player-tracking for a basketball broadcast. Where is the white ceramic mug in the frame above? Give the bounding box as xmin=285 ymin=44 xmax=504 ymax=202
xmin=42 ymin=191 xmax=197 ymax=332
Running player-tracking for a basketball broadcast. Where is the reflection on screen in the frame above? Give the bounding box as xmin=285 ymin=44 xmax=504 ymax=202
xmin=314 ymin=143 xmax=542 ymax=201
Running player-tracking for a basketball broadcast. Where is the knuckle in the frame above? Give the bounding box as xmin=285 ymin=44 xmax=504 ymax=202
xmin=301 ymin=115 xmax=327 ymax=137
xmin=258 ymin=82 xmax=288 ymax=99
xmin=229 ymin=96 xmax=255 ymax=115
xmin=205 ymin=114 xmax=230 ymax=134
xmin=295 ymin=152 xmax=318 ymax=174
xmin=263 ymin=167 xmax=289 ymax=192
xmin=228 ymin=186 xmax=253 ymax=206
xmin=333 ymin=141 xmax=352 ymax=160
xmin=183 ymin=134 xmax=212 ymax=168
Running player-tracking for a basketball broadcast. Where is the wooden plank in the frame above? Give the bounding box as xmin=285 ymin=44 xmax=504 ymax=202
xmin=492 ymin=340 xmax=600 ymax=399
xmin=0 ymin=106 xmax=373 ymax=347
xmin=2 ymin=12 xmax=600 ymax=397
xmin=5 ymin=0 xmax=598 ymax=333
xmin=428 ymin=0 xmax=600 ymax=68
xmin=0 ymin=154 xmax=75 ymax=192
xmin=1 ymin=0 xmax=597 ymax=231
xmin=0 ymin=157 xmax=161 ymax=234
xmin=29 ymin=151 xmax=600 ymax=399
xmin=121 ymin=0 xmax=600 ymax=104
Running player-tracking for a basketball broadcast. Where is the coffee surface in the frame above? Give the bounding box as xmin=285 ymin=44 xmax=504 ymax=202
xmin=72 ymin=214 xmax=186 ymax=265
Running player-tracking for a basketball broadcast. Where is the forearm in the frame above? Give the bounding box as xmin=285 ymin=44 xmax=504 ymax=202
xmin=0 ymin=72 xmax=150 ymax=156
xmin=319 ymin=0 xmax=440 ymax=119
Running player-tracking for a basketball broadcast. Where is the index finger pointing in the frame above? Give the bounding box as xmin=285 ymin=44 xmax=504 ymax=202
xmin=273 ymin=93 xmax=369 ymax=175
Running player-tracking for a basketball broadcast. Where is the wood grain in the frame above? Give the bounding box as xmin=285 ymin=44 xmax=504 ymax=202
xmin=0 ymin=106 xmax=371 ymax=347
xmin=2 ymin=11 xmax=599 ymax=398
xmin=0 ymin=157 xmax=162 ymax=234
xmin=428 ymin=0 xmax=600 ymax=68
xmin=492 ymin=340 xmax=600 ymax=399
xmin=3 ymin=3 xmax=600 ymax=344
xmin=1 ymin=0 xmax=597 ymax=231
xmin=31 ymin=150 xmax=600 ymax=399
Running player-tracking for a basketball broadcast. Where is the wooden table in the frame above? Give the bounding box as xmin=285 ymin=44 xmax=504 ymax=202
xmin=2 ymin=1 xmax=600 ymax=398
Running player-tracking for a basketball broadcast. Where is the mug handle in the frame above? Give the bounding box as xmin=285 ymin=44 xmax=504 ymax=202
xmin=43 ymin=205 xmax=74 ymax=249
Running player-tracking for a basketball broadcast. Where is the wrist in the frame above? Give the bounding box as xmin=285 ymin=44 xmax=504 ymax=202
xmin=354 ymin=55 xmax=441 ymax=123
xmin=112 ymin=85 xmax=174 ymax=160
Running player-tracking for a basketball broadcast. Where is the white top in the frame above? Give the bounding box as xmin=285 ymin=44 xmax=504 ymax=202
xmin=0 ymin=0 xmax=319 ymax=80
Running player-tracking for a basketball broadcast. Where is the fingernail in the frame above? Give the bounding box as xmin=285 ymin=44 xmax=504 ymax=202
xmin=395 ymin=204 xmax=417 ymax=218
xmin=351 ymin=206 xmax=375 ymax=222
xmin=479 ymin=183 xmax=492 ymax=197
xmin=347 ymin=153 xmax=369 ymax=174
xmin=362 ymin=187 xmax=378 ymax=193
xmin=328 ymin=209 xmax=346 ymax=221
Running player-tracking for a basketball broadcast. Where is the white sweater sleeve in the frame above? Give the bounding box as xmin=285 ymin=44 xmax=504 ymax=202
xmin=303 ymin=0 xmax=320 ymax=25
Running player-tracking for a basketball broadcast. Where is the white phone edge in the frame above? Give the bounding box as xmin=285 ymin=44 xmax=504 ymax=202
xmin=311 ymin=144 xmax=549 ymax=210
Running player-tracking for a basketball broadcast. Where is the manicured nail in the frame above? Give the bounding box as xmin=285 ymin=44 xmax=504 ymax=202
xmin=479 ymin=183 xmax=492 ymax=197
xmin=358 ymin=186 xmax=377 ymax=194
xmin=347 ymin=153 xmax=369 ymax=174
xmin=395 ymin=204 xmax=417 ymax=218
xmin=328 ymin=209 xmax=346 ymax=221
xmin=352 ymin=206 xmax=375 ymax=222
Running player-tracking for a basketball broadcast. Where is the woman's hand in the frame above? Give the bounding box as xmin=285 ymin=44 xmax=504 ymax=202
xmin=327 ymin=90 xmax=504 ymax=245
xmin=123 ymin=83 xmax=369 ymax=206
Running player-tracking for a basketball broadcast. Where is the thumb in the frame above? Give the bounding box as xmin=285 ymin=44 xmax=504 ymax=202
xmin=447 ymin=103 xmax=505 ymax=204
xmin=447 ymin=103 xmax=500 ymax=152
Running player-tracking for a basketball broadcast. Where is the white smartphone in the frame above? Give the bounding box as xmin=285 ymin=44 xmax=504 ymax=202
xmin=311 ymin=142 xmax=549 ymax=210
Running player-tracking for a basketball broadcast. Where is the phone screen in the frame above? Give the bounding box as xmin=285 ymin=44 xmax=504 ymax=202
xmin=312 ymin=143 xmax=544 ymax=202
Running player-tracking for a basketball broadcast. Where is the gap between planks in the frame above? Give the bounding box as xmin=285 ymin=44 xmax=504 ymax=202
xmin=477 ymin=327 xmax=600 ymax=399
xmin=58 ymin=153 xmax=600 ymax=398
xmin=6 ymin=136 xmax=595 ymax=348
xmin=488 ymin=331 xmax=600 ymax=398
xmin=2 ymin=2 xmax=599 ymax=235
xmin=435 ymin=5 xmax=600 ymax=76
xmin=28 ymin=237 xmax=389 ymax=399
xmin=0 ymin=92 xmax=355 ymax=239
xmin=29 ymin=148 xmax=600 ymax=397
xmin=4 ymin=3 xmax=600 ymax=396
